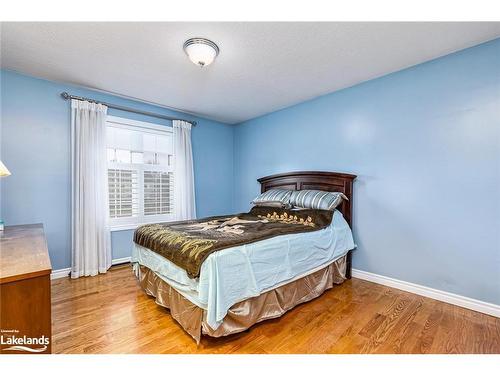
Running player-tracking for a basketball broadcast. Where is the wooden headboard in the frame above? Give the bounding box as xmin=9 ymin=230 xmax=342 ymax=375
xmin=257 ymin=171 xmax=357 ymax=278
xmin=257 ymin=171 xmax=356 ymax=226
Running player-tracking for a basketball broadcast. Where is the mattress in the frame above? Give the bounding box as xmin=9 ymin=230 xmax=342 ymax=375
xmin=131 ymin=209 xmax=355 ymax=330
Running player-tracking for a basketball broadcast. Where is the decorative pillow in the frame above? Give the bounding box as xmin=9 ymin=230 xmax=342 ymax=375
xmin=253 ymin=201 xmax=291 ymax=209
xmin=251 ymin=189 xmax=292 ymax=207
xmin=289 ymin=190 xmax=348 ymax=211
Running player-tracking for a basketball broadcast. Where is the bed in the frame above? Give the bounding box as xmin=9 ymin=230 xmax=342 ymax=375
xmin=131 ymin=171 xmax=356 ymax=342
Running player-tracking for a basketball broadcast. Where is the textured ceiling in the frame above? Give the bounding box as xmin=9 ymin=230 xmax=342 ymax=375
xmin=1 ymin=22 xmax=499 ymax=124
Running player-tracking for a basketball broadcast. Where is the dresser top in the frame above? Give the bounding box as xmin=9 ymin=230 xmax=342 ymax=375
xmin=0 ymin=224 xmax=52 ymax=284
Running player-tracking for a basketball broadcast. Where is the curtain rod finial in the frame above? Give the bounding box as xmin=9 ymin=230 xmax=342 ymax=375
xmin=61 ymin=92 xmax=70 ymax=100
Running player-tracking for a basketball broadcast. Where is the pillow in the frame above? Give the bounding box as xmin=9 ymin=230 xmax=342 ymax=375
xmin=252 ymin=201 xmax=292 ymax=209
xmin=251 ymin=189 xmax=292 ymax=207
xmin=289 ymin=190 xmax=348 ymax=211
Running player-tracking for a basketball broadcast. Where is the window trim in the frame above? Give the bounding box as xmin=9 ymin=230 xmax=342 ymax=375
xmin=106 ymin=116 xmax=174 ymax=232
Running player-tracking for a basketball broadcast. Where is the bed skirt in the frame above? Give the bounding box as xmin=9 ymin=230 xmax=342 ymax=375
xmin=135 ymin=255 xmax=347 ymax=343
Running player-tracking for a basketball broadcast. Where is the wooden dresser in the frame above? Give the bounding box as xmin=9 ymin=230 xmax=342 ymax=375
xmin=0 ymin=224 xmax=52 ymax=354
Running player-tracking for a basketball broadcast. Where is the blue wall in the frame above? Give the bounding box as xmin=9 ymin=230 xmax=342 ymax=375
xmin=0 ymin=69 xmax=234 ymax=269
xmin=233 ymin=39 xmax=500 ymax=304
xmin=2 ymin=39 xmax=499 ymax=305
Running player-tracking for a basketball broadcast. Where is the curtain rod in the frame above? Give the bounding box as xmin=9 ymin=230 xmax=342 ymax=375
xmin=60 ymin=92 xmax=197 ymax=126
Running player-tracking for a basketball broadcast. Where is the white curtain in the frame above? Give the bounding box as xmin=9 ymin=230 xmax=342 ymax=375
xmin=173 ymin=120 xmax=196 ymax=220
xmin=70 ymin=99 xmax=111 ymax=278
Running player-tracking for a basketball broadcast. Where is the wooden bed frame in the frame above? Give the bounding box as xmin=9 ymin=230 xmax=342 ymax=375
xmin=257 ymin=171 xmax=356 ymax=278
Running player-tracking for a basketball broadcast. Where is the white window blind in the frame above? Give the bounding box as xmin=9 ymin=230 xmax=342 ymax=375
xmin=106 ymin=116 xmax=174 ymax=230
xmin=144 ymin=171 xmax=173 ymax=216
xmin=108 ymin=168 xmax=139 ymax=218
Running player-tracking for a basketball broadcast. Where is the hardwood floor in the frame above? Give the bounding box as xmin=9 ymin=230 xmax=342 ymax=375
xmin=51 ymin=264 xmax=500 ymax=354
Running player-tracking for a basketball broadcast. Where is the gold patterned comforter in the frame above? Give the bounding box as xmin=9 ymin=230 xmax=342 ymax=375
xmin=133 ymin=206 xmax=334 ymax=278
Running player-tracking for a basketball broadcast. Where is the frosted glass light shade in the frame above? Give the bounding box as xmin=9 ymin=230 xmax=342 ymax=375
xmin=0 ymin=160 xmax=10 ymax=177
xmin=183 ymin=38 xmax=219 ymax=67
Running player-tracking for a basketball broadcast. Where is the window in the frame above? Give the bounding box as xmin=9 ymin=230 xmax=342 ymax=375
xmin=106 ymin=116 xmax=174 ymax=230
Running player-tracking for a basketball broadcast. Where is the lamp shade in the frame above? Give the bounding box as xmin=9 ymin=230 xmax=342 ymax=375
xmin=0 ymin=160 xmax=11 ymax=177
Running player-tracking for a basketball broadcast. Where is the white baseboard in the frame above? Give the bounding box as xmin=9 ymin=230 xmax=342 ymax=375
xmin=352 ymin=268 xmax=500 ymax=318
xmin=112 ymin=256 xmax=131 ymax=265
xmin=51 ymin=257 xmax=132 ymax=280
xmin=50 ymin=267 xmax=71 ymax=280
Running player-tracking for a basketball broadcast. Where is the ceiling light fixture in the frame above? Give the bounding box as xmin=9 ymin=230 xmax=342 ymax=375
xmin=183 ymin=38 xmax=219 ymax=67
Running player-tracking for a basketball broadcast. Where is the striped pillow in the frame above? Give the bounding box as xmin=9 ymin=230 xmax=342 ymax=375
xmin=252 ymin=189 xmax=292 ymax=207
xmin=289 ymin=190 xmax=348 ymax=211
